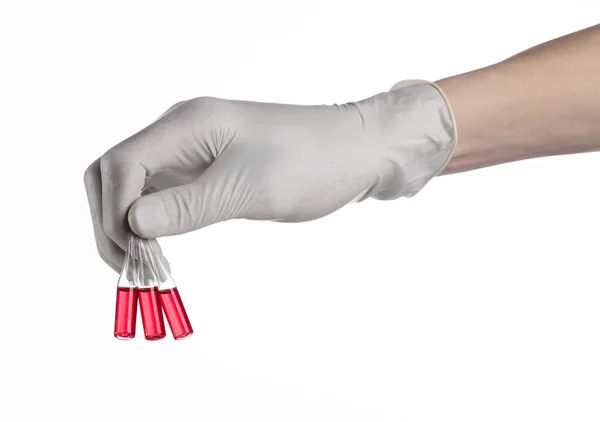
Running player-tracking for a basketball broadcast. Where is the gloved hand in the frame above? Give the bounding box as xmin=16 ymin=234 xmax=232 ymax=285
xmin=84 ymin=80 xmax=457 ymax=271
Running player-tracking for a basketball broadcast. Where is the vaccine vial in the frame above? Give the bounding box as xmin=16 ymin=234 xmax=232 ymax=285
xmin=138 ymin=286 xmax=165 ymax=340
xmin=146 ymin=241 xmax=194 ymax=340
xmin=160 ymin=287 xmax=193 ymax=340
xmin=135 ymin=238 xmax=166 ymax=341
xmin=114 ymin=239 xmax=138 ymax=339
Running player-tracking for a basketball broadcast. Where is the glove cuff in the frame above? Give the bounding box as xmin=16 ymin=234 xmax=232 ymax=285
xmin=382 ymin=79 xmax=458 ymax=198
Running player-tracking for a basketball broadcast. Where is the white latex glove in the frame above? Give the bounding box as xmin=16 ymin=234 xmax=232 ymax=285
xmin=84 ymin=80 xmax=456 ymax=271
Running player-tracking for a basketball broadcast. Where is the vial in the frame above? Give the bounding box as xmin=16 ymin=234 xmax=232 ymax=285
xmin=146 ymin=241 xmax=194 ymax=340
xmin=114 ymin=238 xmax=138 ymax=339
xmin=135 ymin=237 xmax=166 ymax=341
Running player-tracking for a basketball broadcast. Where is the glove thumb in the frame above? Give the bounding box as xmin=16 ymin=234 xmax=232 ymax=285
xmin=128 ymin=166 xmax=252 ymax=238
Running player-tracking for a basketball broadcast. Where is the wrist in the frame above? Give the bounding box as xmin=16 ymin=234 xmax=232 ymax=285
xmin=357 ymin=81 xmax=457 ymax=199
xmin=435 ymin=68 xmax=525 ymax=174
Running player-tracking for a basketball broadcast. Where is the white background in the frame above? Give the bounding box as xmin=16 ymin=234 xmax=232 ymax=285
xmin=1 ymin=1 xmax=599 ymax=421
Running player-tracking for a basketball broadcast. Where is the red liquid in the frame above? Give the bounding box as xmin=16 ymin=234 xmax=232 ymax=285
xmin=114 ymin=287 xmax=138 ymax=339
xmin=138 ymin=287 xmax=166 ymax=340
xmin=160 ymin=288 xmax=193 ymax=340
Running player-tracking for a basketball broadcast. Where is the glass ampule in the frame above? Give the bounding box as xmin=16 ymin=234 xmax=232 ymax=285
xmin=134 ymin=237 xmax=166 ymax=341
xmin=146 ymin=240 xmax=194 ymax=340
xmin=114 ymin=237 xmax=138 ymax=339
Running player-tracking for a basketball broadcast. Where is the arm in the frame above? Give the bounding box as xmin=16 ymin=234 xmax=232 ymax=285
xmin=437 ymin=24 xmax=600 ymax=174
xmin=85 ymin=24 xmax=600 ymax=272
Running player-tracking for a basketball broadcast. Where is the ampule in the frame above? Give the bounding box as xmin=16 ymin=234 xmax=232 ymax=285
xmin=114 ymin=237 xmax=138 ymax=339
xmin=134 ymin=237 xmax=166 ymax=341
xmin=146 ymin=240 xmax=194 ymax=340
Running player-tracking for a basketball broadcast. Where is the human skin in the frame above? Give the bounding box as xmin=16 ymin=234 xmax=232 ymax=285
xmin=437 ymin=24 xmax=600 ymax=174
xmin=85 ymin=24 xmax=600 ymax=272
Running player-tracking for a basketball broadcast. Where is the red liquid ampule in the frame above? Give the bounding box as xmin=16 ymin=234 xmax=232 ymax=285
xmin=138 ymin=286 xmax=165 ymax=340
xmin=160 ymin=287 xmax=193 ymax=340
xmin=135 ymin=237 xmax=166 ymax=341
xmin=146 ymin=241 xmax=194 ymax=340
xmin=114 ymin=238 xmax=138 ymax=339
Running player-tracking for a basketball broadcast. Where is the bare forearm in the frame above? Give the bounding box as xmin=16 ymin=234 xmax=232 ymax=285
xmin=437 ymin=24 xmax=600 ymax=174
